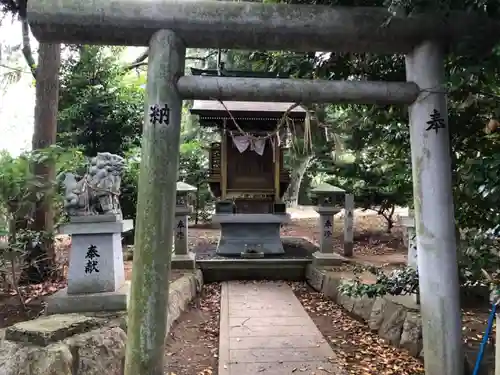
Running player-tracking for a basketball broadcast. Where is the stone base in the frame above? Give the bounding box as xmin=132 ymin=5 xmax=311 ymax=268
xmin=45 ymin=282 xmax=130 ymax=315
xmin=312 ymin=251 xmax=346 ymax=267
xmin=343 ymin=242 xmax=354 ymax=257
xmin=213 ymin=213 xmax=290 ymax=256
xmin=171 ymin=252 xmax=196 ymax=269
xmin=240 ymin=251 xmax=264 ymax=259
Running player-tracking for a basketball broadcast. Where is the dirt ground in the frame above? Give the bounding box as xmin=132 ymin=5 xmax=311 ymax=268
xmin=165 ymin=283 xmax=221 ymax=375
xmin=292 ymin=282 xmax=425 ymax=375
xmin=292 ymin=281 xmax=494 ymax=375
xmin=0 ymin=261 xmax=186 ymax=329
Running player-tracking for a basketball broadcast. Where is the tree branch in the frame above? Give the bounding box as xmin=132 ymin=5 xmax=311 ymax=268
xmin=0 ymin=63 xmax=30 ymax=74
xmin=123 ymin=49 xmax=220 ymax=71
xmin=16 ymin=0 xmax=37 ymax=79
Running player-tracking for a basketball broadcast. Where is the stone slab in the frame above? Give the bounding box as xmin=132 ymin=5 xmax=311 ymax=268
xmin=315 ymin=206 xmax=342 ymax=215
xmin=312 ymin=251 xmax=346 ymax=267
xmin=219 ymin=281 xmax=342 ymax=375
xmin=45 ymin=282 xmax=130 ymax=315
xmin=69 ymin=214 xmax=121 ymax=223
xmin=229 ymin=308 xmax=307 ymax=318
xmin=171 ymin=252 xmax=196 ymax=269
xmin=216 ymin=223 xmax=285 ymax=256
xmin=225 ymin=361 xmax=338 ymax=374
xmin=229 ymin=335 xmax=327 ymax=350
xmin=229 ymin=347 xmax=333 ymax=363
xmin=60 ymin=219 xmax=133 ymax=235
xmin=5 ymin=314 xmax=100 ymax=346
xmin=213 ymin=213 xmax=290 ymax=224
xmin=306 ymin=265 xmax=325 ymax=291
xmin=229 ymin=317 xmax=316 ymax=327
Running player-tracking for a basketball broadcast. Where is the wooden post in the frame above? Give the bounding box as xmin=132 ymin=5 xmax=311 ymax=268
xmin=124 ymin=29 xmax=186 ymax=375
xmin=221 ymin=120 xmax=228 ymax=200
xmin=274 ymin=135 xmax=280 ymax=202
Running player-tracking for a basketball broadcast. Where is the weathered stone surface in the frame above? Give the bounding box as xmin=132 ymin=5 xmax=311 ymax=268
xmin=321 ymin=274 xmax=341 ymax=301
xmin=399 ymin=312 xmax=422 ymax=356
xmin=0 ymin=340 xmax=73 ymax=375
xmin=337 ymin=292 xmax=355 ymax=313
xmin=166 ymin=273 xmax=198 ymax=332
xmin=352 ymin=297 xmax=375 ymax=322
xmin=305 ymin=265 xmax=324 ymax=291
xmin=368 ymin=297 xmax=387 ymax=331
xmin=5 ymin=314 xmax=100 ymax=346
xmin=64 ymin=327 xmax=126 ymax=375
xmin=0 ymin=271 xmax=204 ymax=375
xmin=378 ymin=300 xmax=407 ymax=346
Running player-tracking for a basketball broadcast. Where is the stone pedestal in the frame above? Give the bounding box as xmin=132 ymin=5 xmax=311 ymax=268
xmin=46 ymin=215 xmax=133 ymax=314
xmin=213 ymin=213 xmax=290 ymax=256
xmin=313 ymin=206 xmax=342 ymax=266
xmin=400 ymin=214 xmax=419 ymax=304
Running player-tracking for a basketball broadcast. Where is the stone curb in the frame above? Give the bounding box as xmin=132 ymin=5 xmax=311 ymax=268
xmin=0 ymin=270 xmax=204 ymax=375
xmin=305 ymin=265 xmax=423 ymax=357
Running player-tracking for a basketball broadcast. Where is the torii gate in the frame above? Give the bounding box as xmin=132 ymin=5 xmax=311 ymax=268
xmin=27 ymin=2 xmax=499 ymax=375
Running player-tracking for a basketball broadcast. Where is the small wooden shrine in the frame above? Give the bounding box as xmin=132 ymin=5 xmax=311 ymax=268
xmin=189 ymin=67 xmax=307 ymax=255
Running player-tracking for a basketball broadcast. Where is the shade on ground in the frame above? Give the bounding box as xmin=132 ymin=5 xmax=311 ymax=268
xmin=219 ymin=281 xmax=344 ymax=374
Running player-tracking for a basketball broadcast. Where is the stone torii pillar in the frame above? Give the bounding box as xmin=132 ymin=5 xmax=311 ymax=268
xmin=406 ymin=41 xmax=462 ymax=375
xmin=124 ymin=30 xmax=186 ymax=375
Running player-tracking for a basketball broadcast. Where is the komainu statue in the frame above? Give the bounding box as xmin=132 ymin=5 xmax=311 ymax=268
xmin=61 ymin=152 xmax=125 ymax=217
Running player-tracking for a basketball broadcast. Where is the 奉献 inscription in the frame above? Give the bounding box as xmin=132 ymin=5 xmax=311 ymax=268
xmin=324 ymin=219 xmax=332 ymax=238
xmin=84 ymin=244 xmax=100 ymax=274
xmin=176 ymin=220 xmax=185 ymax=240
xmin=426 ymin=109 xmax=446 ymax=133
xmin=149 ymin=103 xmax=170 ymax=125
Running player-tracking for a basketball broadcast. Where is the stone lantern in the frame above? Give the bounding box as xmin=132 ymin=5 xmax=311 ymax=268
xmin=399 ymin=210 xmax=417 ymax=269
xmin=310 ymin=183 xmax=345 ymax=266
xmin=171 ymin=181 xmax=197 ymax=269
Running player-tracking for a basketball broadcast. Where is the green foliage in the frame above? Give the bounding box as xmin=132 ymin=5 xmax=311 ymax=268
xmin=120 ymin=147 xmax=141 ymax=221
xmin=317 ymin=106 xmax=413 ymax=231
xmin=57 ymin=45 xmax=144 ymax=156
xmin=178 ymin=140 xmax=212 ymax=223
xmin=0 ymin=146 xmax=85 ymax=285
xmin=339 ymin=266 xmax=419 ymax=298
xmin=0 ymin=146 xmax=84 ymax=214
xmin=121 ymin=139 xmax=212 ymax=225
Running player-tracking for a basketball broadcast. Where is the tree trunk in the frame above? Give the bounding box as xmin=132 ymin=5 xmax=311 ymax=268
xmin=284 ymin=154 xmax=314 ymax=206
xmin=25 ymin=43 xmax=61 ymax=283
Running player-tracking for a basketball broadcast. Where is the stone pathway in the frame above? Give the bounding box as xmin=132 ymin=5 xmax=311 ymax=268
xmin=219 ymin=281 xmax=344 ymax=374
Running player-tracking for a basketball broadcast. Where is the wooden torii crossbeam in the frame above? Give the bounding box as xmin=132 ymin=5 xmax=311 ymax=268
xmin=27 ymin=2 xmax=498 ymax=375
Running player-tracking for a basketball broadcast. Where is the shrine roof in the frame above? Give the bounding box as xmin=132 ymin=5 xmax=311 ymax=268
xmin=190 ymin=100 xmax=307 ymax=118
